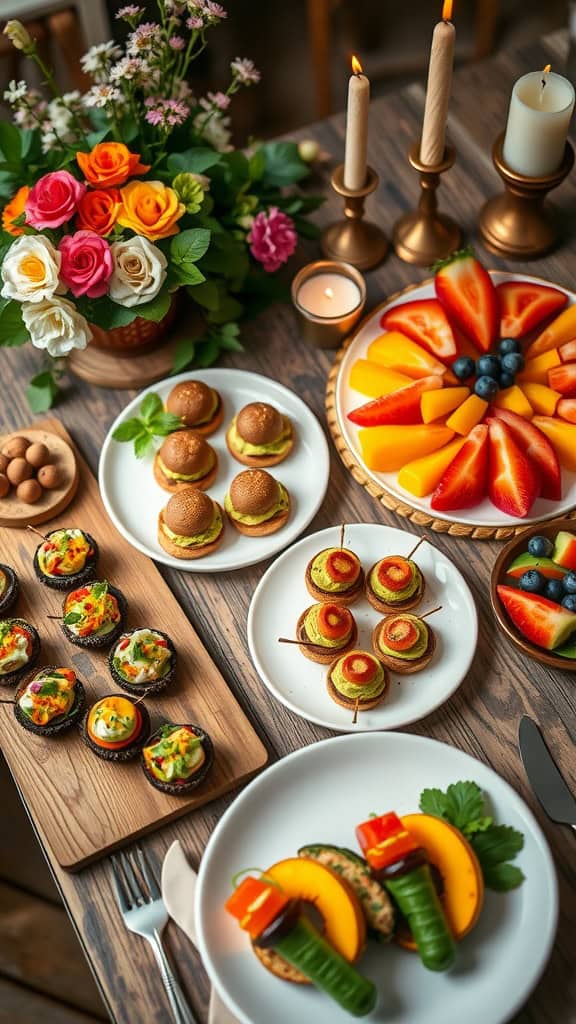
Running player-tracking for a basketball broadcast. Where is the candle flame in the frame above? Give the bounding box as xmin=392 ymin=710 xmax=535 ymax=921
xmin=442 ymin=0 xmax=453 ymax=20
xmin=543 ymin=63 xmax=551 ymax=74
xmin=351 ymin=55 xmax=363 ymax=75
xmin=325 ymin=287 xmax=334 ymax=299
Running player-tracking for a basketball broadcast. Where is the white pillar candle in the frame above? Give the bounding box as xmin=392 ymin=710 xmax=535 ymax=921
xmin=502 ymin=68 xmax=575 ymax=177
xmin=420 ymin=0 xmax=456 ymax=167
xmin=296 ymin=273 xmax=362 ymax=318
xmin=343 ymin=56 xmax=370 ymax=191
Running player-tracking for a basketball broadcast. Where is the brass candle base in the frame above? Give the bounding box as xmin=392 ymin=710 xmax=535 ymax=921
xmin=320 ymin=165 xmax=389 ymax=271
xmin=393 ymin=145 xmax=461 ymax=266
xmin=479 ymin=133 xmax=575 ymax=260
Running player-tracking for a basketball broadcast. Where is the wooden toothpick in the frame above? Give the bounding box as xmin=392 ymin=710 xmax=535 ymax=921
xmin=406 ymin=535 xmax=427 ymax=560
xmin=352 ymin=698 xmax=360 ymax=725
xmin=131 ymin=692 xmax=148 ymax=707
xmin=339 ymin=523 xmax=345 ymax=550
xmin=420 ymin=605 xmax=442 ymax=620
xmin=278 ymin=637 xmax=320 ymax=648
xmin=27 ymin=525 xmax=49 ymax=541
xmin=0 ymin=698 xmax=15 ymax=705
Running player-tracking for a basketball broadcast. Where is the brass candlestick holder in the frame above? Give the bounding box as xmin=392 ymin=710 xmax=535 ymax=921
xmin=479 ymin=132 xmax=575 ymax=259
xmin=393 ymin=144 xmax=461 ymax=266
xmin=320 ymin=165 xmax=388 ymax=270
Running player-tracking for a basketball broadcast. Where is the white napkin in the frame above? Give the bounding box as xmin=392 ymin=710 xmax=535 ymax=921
xmin=162 ymin=840 xmax=239 ymax=1024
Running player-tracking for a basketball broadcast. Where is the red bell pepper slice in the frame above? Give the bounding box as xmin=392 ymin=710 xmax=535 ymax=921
xmin=356 ymin=812 xmax=420 ymax=872
xmin=225 ymin=876 xmax=290 ymax=939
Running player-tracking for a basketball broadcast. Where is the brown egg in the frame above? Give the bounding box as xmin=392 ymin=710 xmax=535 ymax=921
xmin=2 ymin=436 xmax=31 ymax=459
xmin=0 ymin=454 xmax=9 ymax=474
xmin=37 ymin=464 xmax=62 ymax=490
xmin=16 ymin=479 xmax=43 ymax=504
xmin=0 ymin=474 xmax=10 ymax=498
xmin=6 ymin=457 xmax=33 ymax=485
xmin=25 ymin=442 xmax=50 ymax=468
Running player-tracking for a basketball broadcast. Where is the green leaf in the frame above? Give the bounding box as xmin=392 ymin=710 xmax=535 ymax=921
xmin=0 ymin=299 xmax=28 ymax=347
xmin=140 ymin=392 xmax=163 ymax=423
xmin=0 ymin=122 xmax=22 ymax=166
xmin=481 ymin=862 xmax=525 ymax=892
xmin=196 ymin=335 xmax=220 ymax=367
xmin=188 ymin=280 xmax=220 ymax=311
xmin=444 ymin=781 xmax=486 ymax=832
xmin=248 ymin=148 xmax=266 ymax=182
xmin=167 ymin=148 xmax=222 ymax=175
xmin=134 ymin=432 xmax=154 ymax=459
xmin=419 ymin=788 xmax=449 ymax=820
xmin=470 ymin=825 xmax=524 ymax=867
xmin=293 ymin=217 xmax=321 ymax=240
xmin=112 ymin=418 xmax=145 ymax=442
xmin=86 ymin=128 xmax=110 ymax=147
xmin=27 ymin=371 xmax=59 ymax=413
xmin=171 ymin=337 xmax=196 ymax=374
xmin=171 ymin=228 xmax=211 ymax=266
xmin=76 ymin=296 xmax=137 ymax=330
xmin=63 ymin=612 xmax=82 ymax=625
xmin=462 ymin=816 xmax=494 ymax=836
xmin=174 ymin=263 xmax=206 ymax=287
xmin=91 ymin=581 xmax=108 ymax=600
xmin=134 ymin=289 xmax=171 ymax=323
xmin=148 ymin=411 xmax=183 ymax=435
xmin=260 ymin=141 xmax=308 ymax=187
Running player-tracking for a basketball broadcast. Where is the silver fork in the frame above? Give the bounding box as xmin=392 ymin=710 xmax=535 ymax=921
xmin=111 ymin=846 xmax=199 ymax=1024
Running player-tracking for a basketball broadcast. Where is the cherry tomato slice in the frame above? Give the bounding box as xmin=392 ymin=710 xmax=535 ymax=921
xmin=325 ymin=549 xmax=360 ymax=584
xmin=376 ymin=557 xmax=412 ymax=592
xmin=318 ymin=604 xmax=352 ymax=640
xmin=381 ymin=616 xmax=419 ymax=652
xmin=341 ymin=652 xmax=377 ymax=685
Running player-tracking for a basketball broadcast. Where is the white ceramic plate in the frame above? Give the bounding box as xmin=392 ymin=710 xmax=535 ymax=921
xmin=335 ymin=272 xmax=576 ymax=529
xmin=247 ymin=523 xmax=477 ymax=731
xmin=99 ymin=369 xmax=330 ymax=572
xmin=195 ymin=732 xmax=558 ymax=1024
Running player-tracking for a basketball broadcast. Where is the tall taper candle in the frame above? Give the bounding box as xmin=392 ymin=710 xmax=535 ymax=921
xmin=420 ymin=0 xmax=456 ymax=167
xmin=343 ymin=55 xmax=370 ymax=190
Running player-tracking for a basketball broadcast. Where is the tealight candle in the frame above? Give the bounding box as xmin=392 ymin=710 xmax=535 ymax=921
xmin=503 ymin=67 xmax=575 ymax=178
xmin=291 ymin=261 xmax=366 ymax=349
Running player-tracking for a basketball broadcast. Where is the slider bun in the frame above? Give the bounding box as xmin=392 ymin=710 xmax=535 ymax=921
xmin=163 ymin=488 xmax=215 ymax=536
xmin=166 ymin=380 xmax=221 ymax=431
xmin=236 ymin=402 xmax=283 ymax=445
xmin=158 ymin=430 xmax=213 ymax=475
xmin=229 ymin=469 xmax=279 ymax=515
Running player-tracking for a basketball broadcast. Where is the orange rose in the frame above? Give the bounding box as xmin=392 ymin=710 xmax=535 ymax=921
xmin=76 ymin=188 xmax=121 ymax=236
xmin=76 ymin=143 xmax=150 ymax=188
xmin=2 ymin=185 xmax=30 ymax=236
xmin=117 ymin=181 xmax=185 ymax=241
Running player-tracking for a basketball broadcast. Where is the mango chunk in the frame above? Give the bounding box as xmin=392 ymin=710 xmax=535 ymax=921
xmin=367 ymin=331 xmax=447 ymax=379
xmin=349 ymin=359 xmax=412 ymax=398
xmin=359 ymin=424 xmax=454 ymax=472
xmin=532 ymin=416 xmax=576 ymax=471
xmin=445 ymin=394 xmax=488 ymax=435
xmin=520 ymin=382 xmax=560 ymax=417
xmin=397 ymin=438 xmax=466 ymax=497
xmin=493 ymin=385 xmax=533 ymax=419
xmin=517 ymin=349 xmax=561 ymax=384
xmin=421 ymin=386 xmax=469 ymax=424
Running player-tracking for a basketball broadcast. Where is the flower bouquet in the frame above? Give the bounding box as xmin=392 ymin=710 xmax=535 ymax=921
xmin=0 ymin=4 xmax=322 ymax=410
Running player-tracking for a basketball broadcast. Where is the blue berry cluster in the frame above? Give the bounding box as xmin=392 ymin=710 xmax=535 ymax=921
xmin=519 ymin=535 xmax=576 ymax=609
xmin=452 ymin=339 xmax=525 ymax=400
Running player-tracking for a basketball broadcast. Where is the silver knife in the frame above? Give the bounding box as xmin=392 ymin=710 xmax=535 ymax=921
xmin=519 ymin=717 xmax=576 ymax=831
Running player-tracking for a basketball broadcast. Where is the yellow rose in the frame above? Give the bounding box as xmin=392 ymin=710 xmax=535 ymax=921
xmin=117 ymin=181 xmax=185 ymax=241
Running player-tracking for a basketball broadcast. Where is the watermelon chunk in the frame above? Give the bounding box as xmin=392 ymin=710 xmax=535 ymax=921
xmin=552 ymin=530 xmax=576 ymax=571
xmin=506 ymin=553 xmax=567 ymax=580
xmin=497 ymin=585 xmax=576 ymax=650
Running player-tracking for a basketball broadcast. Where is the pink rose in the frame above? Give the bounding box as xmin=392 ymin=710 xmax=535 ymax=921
xmin=59 ymin=230 xmax=113 ymax=298
xmin=248 ymin=207 xmax=297 ymax=273
xmin=26 ymin=170 xmax=86 ymax=230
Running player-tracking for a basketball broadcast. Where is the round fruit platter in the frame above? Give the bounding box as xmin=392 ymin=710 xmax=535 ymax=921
xmin=328 ymin=260 xmax=576 ymax=540
xmin=247 ymin=523 xmax=477 ymax=732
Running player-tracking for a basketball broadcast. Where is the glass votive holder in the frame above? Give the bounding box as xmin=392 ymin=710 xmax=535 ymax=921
xmin=291 ymin=260 xmax=367 ymax=349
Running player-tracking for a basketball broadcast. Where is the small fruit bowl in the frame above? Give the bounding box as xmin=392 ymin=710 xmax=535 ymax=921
xmin=491 ymin=516 xmax=576 ymax=672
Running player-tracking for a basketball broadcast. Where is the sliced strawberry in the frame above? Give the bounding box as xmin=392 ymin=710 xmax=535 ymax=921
xmin=376 ymin=557 xmax=413 ymax=592
xmin=434 ymin=248 xmax=499 ymax=353
xmin=497 ymin=585 xmax=576 ymax=650
xmin=488 ymin=406 xmax=561 ymax=501
xmin=487 ymin=418 xmax=539 ymax=518
xmin=341 ymin=653 xmax=378 ymax=685
xmin=548 ymin=362 xmax=576 ymax=397
xmin=381 ymin=299 xmax=456 ymax=360
xmin=326 ymin=550 xmax=360 ymax=584
xmin=381 ymin=616 xmax=419 ymax=652
xmin=430 ymin=423 xmax=488 ymax=511
xmin=497 ymin=281 xmax=568 ymax=339
xmin=318 ymin=604 xmax=352 ymax=641
xmin=557 ymin=398 xmax=576 ymax=424
xmin=347 ymin=376 xmax=442 ymax=426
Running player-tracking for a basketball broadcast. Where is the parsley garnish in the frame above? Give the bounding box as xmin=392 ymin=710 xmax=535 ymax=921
xmin=419 ymin=781 xmax=525 ymax=891
xmin=91 ymin=581 xmax=108 ymax=600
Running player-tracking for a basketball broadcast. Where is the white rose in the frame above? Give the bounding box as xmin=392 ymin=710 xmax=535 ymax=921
xmin=108 ymin=235 xmax=167 ymax=308
xmin=1 ymin=235 xmax=63 ymax=304
xmin=22 ymin=297 xmax=92 ymax=358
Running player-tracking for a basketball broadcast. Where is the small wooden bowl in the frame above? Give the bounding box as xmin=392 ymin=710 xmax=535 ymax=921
xmin=490 ymin=516 xmax=576 ymax=673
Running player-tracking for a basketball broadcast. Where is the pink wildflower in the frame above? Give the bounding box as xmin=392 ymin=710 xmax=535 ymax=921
xmin=115 ymin=5 xmax=143 ymax=18
xmin=231 ymin=57 xmax=260 ymax=85
xmin=248 ymin=207 xmax=297 ymax=273
xmin=169 ymin=35 xmax=185 ymax=50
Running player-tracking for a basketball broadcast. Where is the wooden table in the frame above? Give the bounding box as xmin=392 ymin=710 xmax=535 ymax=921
xmin=2 ymin=29 xmax=575 ymax=1024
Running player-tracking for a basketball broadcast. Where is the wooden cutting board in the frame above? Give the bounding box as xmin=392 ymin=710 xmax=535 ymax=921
xmin=0 ymin=419 xmax=268 ymax=871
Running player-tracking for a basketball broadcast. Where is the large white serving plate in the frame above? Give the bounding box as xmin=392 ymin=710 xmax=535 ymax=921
xmin=247 ymin=523 xmax=477 ymax=731
xmin=99 ymin=369 xmax=330 ymax=572
xmin=334 ymin=272 xmax=576 ymax=529
xmin=196 ymin=732 xmax=557 ymax=1024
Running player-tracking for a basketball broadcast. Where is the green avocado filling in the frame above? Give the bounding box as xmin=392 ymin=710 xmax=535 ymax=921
xmin=377 ymin=616 xmax=429 ymax=661
xmin=224 ymin=483 xmax=289 ymax=525
xmin=158 ymin=453 xmax=214 ymax=482
xmin=310 ymin=548 xmax=359 ymax=593
xmin=331 ymin=656 xmax=386 ymax=700
xmin=369 ymin=559 xmax=421 ymax=603
xmin=143 ymin=726 xmax=204 ymax=782
xmin=228 ymin=418 xmax=292 ymax=456
xmin=162 ymin=505 xmax=222 ymax=547
xmin=303 ymin=605 xmax=352 ymax=648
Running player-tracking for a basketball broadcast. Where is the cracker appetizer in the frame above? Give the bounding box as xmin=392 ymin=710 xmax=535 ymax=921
xmin=81 ymin=694 xmax=150 ymax=761
xmin=142 ymin=723 xmax=214 ymax=794
xmin=372 ymin=613 xmax=436 ymax=674
xmin=61 ymin=581 xmax=126 ymax=649
xmin=109 ymin=628 xmax=176 ymax=696
xmin=33 ymin=528 xmax=98 ymax=591
xmin=14 ymin=666 xmax=85 ymax=736
xmin=166 ymin=379 xmax=223 ymax=435
xmin=158 ymin=489 xmax=224 ymax=560
xmin=225 ymin=469 xmax=290 ymax=536
xmin=0 ymin=618 xmax=40 ymax=687
xmin=226 ymin=401 xmax=293 ymax=467
xmin=0 ymin=564 xmax=18 ymax=615
xmin=326 ymin=650 xmax=389 ymax=712
xmin=365 ymin=555 xmax=424 ymax=614
xmin=153 ymin=430 xmax=217 ymax=493
xmin=305 ymin=547 xmax=364 ymax=606
xmin=296 ymin=603 xmax=357 ymax=664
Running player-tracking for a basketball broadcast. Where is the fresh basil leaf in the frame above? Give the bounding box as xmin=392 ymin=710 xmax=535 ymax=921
xmin=134 ymin=432 xmax=154 ymax=459
xmin=63 ymin=612 xmax=82 ymax=625
xmin=148 ymin=411 xmax=183 ymax=435
xmin=112 ymin=418 xmax=144 ymax=442
xmin=481 ymin=862 xmax=525 ymax=892
xmin=140 ymin=392 xmax=163 ymax=423
xmin=27 ymin=371 xmax=59 ymax=412
xmin=419 ymin=787 xmax=449 ymax=819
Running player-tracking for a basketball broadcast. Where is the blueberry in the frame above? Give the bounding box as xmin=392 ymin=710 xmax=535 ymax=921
xmin=474 ymin=375 xmax=499 ymax=400
xmin=561 ymin=594 xmax=576 ymax=611
xmin=452 ymin=356 xmax=475 ymax=380
xmin=544 ymin=579 xmax=564 ymax=603
xmin=476 ymin=355 xmax=501 ymax=378
xmin=501 ymin=352 xmax=525 ymax=375
xmin=562 ymin=571 xmax=576 ymax=594
xmin=528 ymin=535 xmax=554 ymax=558
xmin=519 ymin=569 xmax=545 ymax=593
xmin=499 ymin=338 xmax=521 ymax=355
xmin=499 ymin=371 xmax=515 ymax=390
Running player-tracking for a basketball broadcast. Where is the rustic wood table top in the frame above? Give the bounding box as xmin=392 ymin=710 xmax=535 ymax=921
xmin=2 ymin=29 xmax=575 ymax=1024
